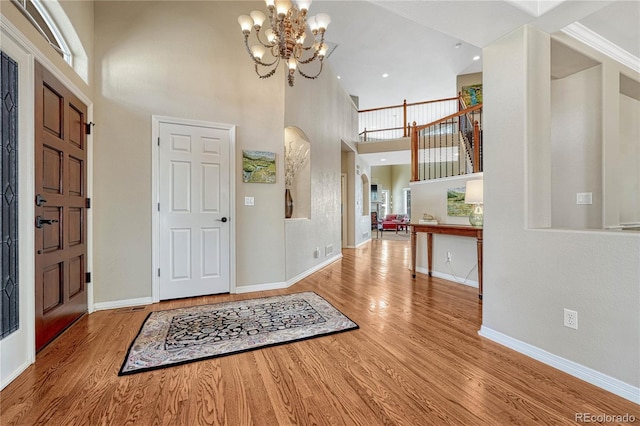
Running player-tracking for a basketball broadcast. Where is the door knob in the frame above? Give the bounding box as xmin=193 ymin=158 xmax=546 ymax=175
xmin=35 ymin=216 xmax=59 ymax=228
xmin=216 ymin=217 xmax=228 ymax=223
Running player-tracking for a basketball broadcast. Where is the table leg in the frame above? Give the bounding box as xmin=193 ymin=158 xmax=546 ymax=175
xmin=477 ymin=235 xmax=483 ymax=300
xmin=427 ymin=232 xmax=433 ymax=277
xmin=411 ymin=228 xmax=417 ymax=278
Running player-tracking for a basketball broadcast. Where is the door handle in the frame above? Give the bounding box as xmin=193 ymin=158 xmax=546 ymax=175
xmin=35 ymin=194 xmax=47 ymax=206
xmin=216 ymin=217 xmax=228 ymax=223
xmin=35 ymin=216 xmax=59 ymax=228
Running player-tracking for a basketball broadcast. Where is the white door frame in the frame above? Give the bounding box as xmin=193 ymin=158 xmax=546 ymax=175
xmin=151 ymin=116 xmax=236 ymax=302
xmin=0 ymin=17 xmax=94 ymax=390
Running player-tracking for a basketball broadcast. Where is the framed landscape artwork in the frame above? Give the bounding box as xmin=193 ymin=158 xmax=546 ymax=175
xmin=242 ymin=150 xmax=276 ymax=183
xmin=447 ymin=187 xmax=473 ymax=217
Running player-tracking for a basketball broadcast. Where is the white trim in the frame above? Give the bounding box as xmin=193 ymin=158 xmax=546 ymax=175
xmin=235 ymin=254 xmax=343 ymax=294
xmin=93 ymin=297 xmax=154 ymax=312
xmin=286 ymin=254 xmax=342 ymax=287
xmin=235 ymin=281 xmax=290 ymax=294
xmin=562 ymin=23 xmax=640 ymax=74
xmin=1 ymin=360 xmax=31 ymax=391
xmin=479 ymin=326 xmax=640 ymax=404
xmin=415 ymin=267 xmax=479 ymax=288
xmin=0 ymin=28 xmax=36 ymax=391
xmin=151 ymin=116 xmax=237 ymax=302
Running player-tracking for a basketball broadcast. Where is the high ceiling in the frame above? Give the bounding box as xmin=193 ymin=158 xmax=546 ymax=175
xmin=315 ymin=0 xmax=639 ymax=165
xmin=315 ymin=0 xmax=639 ymax=110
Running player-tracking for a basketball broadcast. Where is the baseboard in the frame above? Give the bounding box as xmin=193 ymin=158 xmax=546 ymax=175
xmin=416 ymin=267 xmax=479 ymax=288
xmin=93 ymin=297 xmax=154 ymax=312
xmin=0 ymin=359 xmax=31 ymax=391
xmin=286 ymin=254 xmax=342 ymax=287
xmin=235 ymin=254 xmax=343 ymax=294
xmin=235 ymin=281 xmax=289 ymax=294
xmin=479 ymin=326 xmax=640 ymax=404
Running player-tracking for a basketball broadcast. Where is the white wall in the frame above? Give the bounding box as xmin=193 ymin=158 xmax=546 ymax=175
xmin=551 ymin=65 xmax=603 ymax=229
xmin=619 ymin=94 xmax=640 ymax=223
xmin=482 ymin=26 xmax=640 ymax=400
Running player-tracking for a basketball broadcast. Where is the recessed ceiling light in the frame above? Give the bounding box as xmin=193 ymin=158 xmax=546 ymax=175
xmin=382 ymin=73 xmax=389 ymax=78
xmin=337 ymin=75 xmax=341 ymax=79
xmin=380 ymin=158 xmax=387 ymax=162
xmin=473 ymin=55 xmax=480 ymax=61
xmin=455 ymin=43 xmax=462 ymax=48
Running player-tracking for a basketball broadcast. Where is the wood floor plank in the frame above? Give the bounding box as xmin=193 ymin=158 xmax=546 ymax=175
xmin=2 ymin=239 xmax=638 ymax=425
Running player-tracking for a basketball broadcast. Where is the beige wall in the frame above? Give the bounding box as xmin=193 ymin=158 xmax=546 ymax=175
xmin=619 ymin=94 xmax=640 ymax=223
xmin=371 ymin=164 xmax=411 ymax=215
xmin=284 ymin=59 xmax=358 ymax=276
xmin=482 ymin=25 xmax=640 ymax=391
xmin=410 ymin=174 xmax=483 ymax=286
xmin=92 ymin=0 xmax=357 ymax=300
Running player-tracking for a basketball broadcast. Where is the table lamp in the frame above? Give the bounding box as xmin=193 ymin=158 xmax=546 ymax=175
xmin=465 ymin=179 xmax=483 ymax=226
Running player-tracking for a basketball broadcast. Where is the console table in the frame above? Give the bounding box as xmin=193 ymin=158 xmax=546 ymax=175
xmin=410 ymin=224 xmax=483 ymax=299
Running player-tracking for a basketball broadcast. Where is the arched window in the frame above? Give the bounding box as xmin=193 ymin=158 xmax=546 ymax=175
xmin=11 ymin=0 xmax=71 ymax=64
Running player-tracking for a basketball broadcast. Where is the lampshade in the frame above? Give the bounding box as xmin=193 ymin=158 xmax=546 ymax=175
xmin=464 ymin=180 xmax=483 ymax=204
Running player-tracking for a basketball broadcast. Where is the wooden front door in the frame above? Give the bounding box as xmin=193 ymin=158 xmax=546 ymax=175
xmin=34 ymin=62 xmax=88 ymax=351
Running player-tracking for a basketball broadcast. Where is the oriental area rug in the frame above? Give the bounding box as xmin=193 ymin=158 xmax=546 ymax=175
xmin=119 ymin=292 xmax=358 ymax=375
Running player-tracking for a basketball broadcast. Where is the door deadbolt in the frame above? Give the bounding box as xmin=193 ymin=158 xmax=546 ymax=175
xmin=35 ymin=216 xmax=59 ymax=228
xmin=35 ymin=194 xmax=47 ymax=206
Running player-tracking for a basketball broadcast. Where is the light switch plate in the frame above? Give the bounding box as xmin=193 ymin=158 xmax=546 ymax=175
xmin=576 ymin=192 xmax=592 ymax=205
xmin=244 ymin=196 xmax=254 ymax=206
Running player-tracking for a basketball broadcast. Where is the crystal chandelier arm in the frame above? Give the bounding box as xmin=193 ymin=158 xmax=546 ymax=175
xmin=255 ymin=57 xmax=280 ymax=79
xmin=254 ymin=28 xmax=276 ymax=49
xmin=243 ymin=33 xmax=279 ymax=67
xmin=297 ymin=59 xmax=324 ymax=80
xmin=297 ymin=50 xmax=319 ymax=65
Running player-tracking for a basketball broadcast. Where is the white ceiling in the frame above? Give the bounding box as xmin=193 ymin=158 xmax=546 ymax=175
xmin=318 ymin=0 xmax=639 ymax=165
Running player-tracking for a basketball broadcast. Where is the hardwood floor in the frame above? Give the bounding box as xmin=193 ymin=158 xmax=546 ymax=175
xmin=2 ymin=240 xmax=638 ymax=425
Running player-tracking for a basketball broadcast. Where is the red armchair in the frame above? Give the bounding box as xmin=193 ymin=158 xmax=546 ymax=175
xmin=381 ymin=214 xmax=409 ymax=232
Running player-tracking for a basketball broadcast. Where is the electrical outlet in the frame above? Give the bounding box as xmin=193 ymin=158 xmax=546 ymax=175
xmin=564 ymin=309 xmax=578 ymax=329
xmin=314 ymin=247 xmax=320 ymax=258
xmin=446 ymin=251 xmax=452 ymax=263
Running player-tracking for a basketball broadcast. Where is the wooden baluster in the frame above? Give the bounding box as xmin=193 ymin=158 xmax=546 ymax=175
xmin=411 ymin=121 xmax=418 ymax=182
xmin=403 ymin=99 xmax=407 ymax=137
xmin=473 ymin=120 xmax=480 ymax=173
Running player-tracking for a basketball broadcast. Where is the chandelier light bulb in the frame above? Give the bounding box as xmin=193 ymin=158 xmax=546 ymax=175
xmin=237 ymin=15 xmax=253 ymax=32
xmin=296 ymin=0 xmax=312 ymax=12
xmin=315 ymin=13 xmax=331 ymax=30
xmin=265 ymin=0 xmax=275 ymax=8
xmin=318 ymin=43 xmax=328 ymax=57
xmin=307 ymin=16 xmax=318 ymax=32
xmin=249 ymin=11 xmax=266 ymax=28
xmin=288 ymin=57 xmax=297 ymax=70
xmin=251 ymin=45 xmax=266 ymax=60
xmin=265 ymin=28 xmax=276 ymax=43
xmin=275 ymin=0 xmax=292 ymax=15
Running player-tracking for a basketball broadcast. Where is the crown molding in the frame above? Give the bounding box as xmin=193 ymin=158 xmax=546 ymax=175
xmin=562 ymin=22 xmax=640 ymax=74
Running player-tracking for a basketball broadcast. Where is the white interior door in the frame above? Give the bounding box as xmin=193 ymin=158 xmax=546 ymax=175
xmin=158 ymin=122 xmax=230 ymax=299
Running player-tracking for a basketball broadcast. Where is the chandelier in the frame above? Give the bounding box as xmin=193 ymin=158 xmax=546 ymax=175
xmin=238 ymin=0 xmax=331 ymax=87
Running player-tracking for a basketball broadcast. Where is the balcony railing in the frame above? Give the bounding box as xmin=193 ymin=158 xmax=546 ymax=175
xmin=410 ymin=104 xmax=482 ymax=181
xmin=358 ymin=97 xmax=459 ymax=141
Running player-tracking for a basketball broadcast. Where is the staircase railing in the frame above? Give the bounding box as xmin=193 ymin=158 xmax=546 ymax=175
xmin=358 ymin=97 xmax=459 ymax=141
xmin=410 ymin=104 xmax=482 ymax=182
